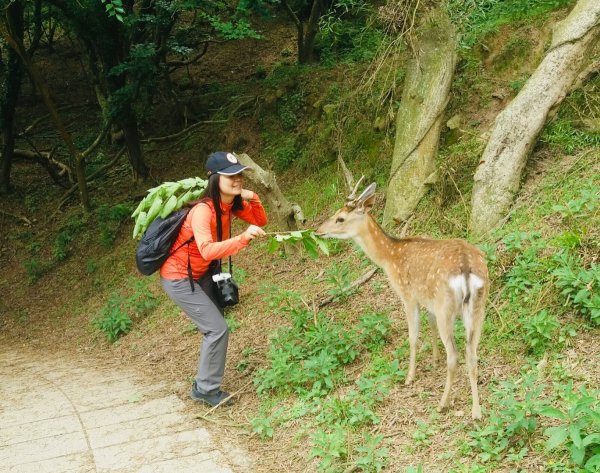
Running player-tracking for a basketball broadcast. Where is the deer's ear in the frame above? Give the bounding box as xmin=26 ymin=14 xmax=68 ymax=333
xmin=360 ymin=193 xmax=376 ymax=213
xmin=356 ymin=183 xmax=377 ymax=213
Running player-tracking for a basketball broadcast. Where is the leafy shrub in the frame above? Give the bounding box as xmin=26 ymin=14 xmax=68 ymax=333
xmin=23 ymin=258 xmax=46 ymax=284
xmin=354 ymin=433 xmax=389 ymax=472
xmin=468 ymin=373 xmax=550 ymax=463
xmin=501 ymin=231 xmax=546 ymax=300
xmin=53 ymin=230 xmax=73 ymax=261
xmin=522 ymin=309 xmax=560 ymax=354
xmin=552 ymin=253 xmax=600 ymax=326
xmin=271 ymin=139 xmax=299 ymax=170
xmin=310 ymin=425 xmax=348 ymax=471
xmin=92 ymin=278 xmax=158 ymax=342
xmin=92 ymin=295 xmax=134 ymax=343
xmin=96 ymin=203 xmax=133 ymax=248
xmin=277 ymin=89 xmax=305 ymax=130
xmin=254 ymin=304 xmax=390 ymax=398
xmin=540 ymin=383 xmax=600 ymax=470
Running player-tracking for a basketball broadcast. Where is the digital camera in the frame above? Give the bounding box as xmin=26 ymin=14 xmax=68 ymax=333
xmin=212 ymin=272 xmax=239 ymax=307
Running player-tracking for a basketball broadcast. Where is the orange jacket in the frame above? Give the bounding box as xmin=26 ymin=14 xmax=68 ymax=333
xmin=160 ymin=193 xmax=267 ymax=280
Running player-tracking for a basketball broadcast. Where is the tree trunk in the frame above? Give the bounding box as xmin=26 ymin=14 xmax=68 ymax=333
xmin=120 ymin=106 xmax=148 ymax=181
xmin=0 ymin=18 xmax=91 ymax=210
xmin=470 ymin=0 xmax=600 ymax=236
xmin=383 ymin=6 xmax=457 ymax=226
xmin=299 ymin=0 xmax=323 ymax=64
xmin=235 ymin=153 xmax=306 ymax=230
xmin=0 ymin=0 xmax=24 ymax=194
xmin=283 ymin=0 xmax=325 ymax=64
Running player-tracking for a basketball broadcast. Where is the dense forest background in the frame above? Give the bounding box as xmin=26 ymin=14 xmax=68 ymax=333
xmin=1 ymin=0 xmax=599 ymax=472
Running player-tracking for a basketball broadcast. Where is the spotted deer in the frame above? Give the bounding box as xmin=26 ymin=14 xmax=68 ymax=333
xmin=316 ymin=180 xmax=489 ymax=419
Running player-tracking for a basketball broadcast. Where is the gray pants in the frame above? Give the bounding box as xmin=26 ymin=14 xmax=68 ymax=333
xmin=161 ymin=275 xmax=228 ymax=395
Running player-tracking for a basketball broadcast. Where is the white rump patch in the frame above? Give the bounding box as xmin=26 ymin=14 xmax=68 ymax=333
xmin=469 ymin=274 xmax=485 ymax=291
xmin=448 ymin=275 xmax=467 ymax=300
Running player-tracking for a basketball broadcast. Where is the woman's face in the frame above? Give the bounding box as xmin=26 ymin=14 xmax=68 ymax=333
xmin=218 ymin=174 xmax=243 ymax=200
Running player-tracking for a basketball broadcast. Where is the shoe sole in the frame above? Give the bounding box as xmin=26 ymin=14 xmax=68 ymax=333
xmin=190 ymin=392 xmax=233 ymax=407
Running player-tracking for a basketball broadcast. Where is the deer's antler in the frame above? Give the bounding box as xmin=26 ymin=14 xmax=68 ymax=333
xmin=346 ymin=175 xmax=365 ymax=208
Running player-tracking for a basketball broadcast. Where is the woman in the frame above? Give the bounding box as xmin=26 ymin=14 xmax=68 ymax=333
xmin=160 ymin=151 xmax=267 ymax=407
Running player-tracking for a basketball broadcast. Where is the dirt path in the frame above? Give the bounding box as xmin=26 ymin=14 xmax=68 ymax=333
xmin=0 ymin=348 xmax=252 ymax=472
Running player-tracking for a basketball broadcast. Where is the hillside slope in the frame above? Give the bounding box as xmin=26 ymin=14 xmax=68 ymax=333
xmin=1 ymin=8 xmax=599 ymax=473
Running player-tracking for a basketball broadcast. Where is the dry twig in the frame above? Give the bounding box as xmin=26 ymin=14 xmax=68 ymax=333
xmin=318 ymin=267 xmax=378 ymax=308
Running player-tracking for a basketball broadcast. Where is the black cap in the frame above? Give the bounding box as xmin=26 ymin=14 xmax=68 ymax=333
xmin=206 ymin=151 xmax=248 ymax=176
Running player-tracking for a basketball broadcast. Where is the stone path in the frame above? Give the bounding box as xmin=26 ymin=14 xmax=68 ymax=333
xmin=0 ymin=349 xmax=251 ymax=473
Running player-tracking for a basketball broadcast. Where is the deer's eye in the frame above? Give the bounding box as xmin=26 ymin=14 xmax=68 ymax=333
xmin=336 ymin=216 xmax=345 ymax=223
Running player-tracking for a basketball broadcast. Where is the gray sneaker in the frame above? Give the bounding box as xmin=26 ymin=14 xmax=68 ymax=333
xmin=190 ymin=382 xmax=233 ymax=407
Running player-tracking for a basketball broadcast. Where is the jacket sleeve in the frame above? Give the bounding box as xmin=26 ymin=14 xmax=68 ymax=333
xmin=234 ymin=192 xmax=268 ymax=226
xmin=191 ymin=204 xmax=251 ymax=261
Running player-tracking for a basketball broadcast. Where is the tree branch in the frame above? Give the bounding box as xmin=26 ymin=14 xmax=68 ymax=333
xmin=0 ymin=210 xmax=32 ymax=225
xmin=318 ymin=267 xmax=378 ymax=308
xmin=140 ymin=119 xmax=227 ymax=144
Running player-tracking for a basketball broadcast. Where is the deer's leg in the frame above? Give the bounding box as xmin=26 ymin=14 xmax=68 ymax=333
xmin=404 ymin=302 xmax=420 ymax=385
xmin=436 ymin=307 xmax=458 ymax=412
xmin=464 ymin=295 xmax=485 ymax=420
xmin=427 ymin=312 xmax=440 ymax=365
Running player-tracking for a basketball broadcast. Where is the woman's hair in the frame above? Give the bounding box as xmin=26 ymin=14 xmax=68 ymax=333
xmin=203 ymin=174 xmax=244 ymax=239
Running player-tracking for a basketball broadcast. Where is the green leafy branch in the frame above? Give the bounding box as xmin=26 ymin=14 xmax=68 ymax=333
xmin=100 ymin=0 xmax=125 ymax=22
xmin=131 ymin=177 xmax=207 ymax=239
xmin=266 ymin=230 xmax=330 ymax=259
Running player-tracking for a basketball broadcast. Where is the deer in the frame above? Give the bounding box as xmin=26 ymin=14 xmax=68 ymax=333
xmin=316 ymin=180 xmax=489 ymax=419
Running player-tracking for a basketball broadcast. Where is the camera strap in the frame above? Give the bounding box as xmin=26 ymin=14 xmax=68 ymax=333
xmin=215 ymin=210 xmax=233 ymax=276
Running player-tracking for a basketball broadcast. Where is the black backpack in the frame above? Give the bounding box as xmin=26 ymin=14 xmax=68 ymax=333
xmin=135 ymin=207 xmax=194 ymax=279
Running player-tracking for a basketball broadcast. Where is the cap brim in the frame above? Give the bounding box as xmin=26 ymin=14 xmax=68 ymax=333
xmin=217 ymin=164 xmax=249 ymax=176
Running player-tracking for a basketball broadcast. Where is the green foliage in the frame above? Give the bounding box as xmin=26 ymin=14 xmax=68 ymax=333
xmin=93 ymin=297 xmax=133 ymax=343
xmin=541 ymin=383 xmax=600 ymax=469
xmin=131 ymin=177 xmax=207 ymax=238
xmin=466 ymin=368 xmax=600 ymax=471
xmin=501 ymin=231 xmax=545 ymax=300
xmin=53 ymin=230 xmax=74 ymax=261
xmin=23 ymin=258 xmax=46 ymax=284
xmin=53 ymin=215 xmax=86 ymax=262
xmin=552 ymin=253 xmax=600 ymax=326
xmin=324 ymin=262 xmax=356 ymax=301
xmin=92 ymin=278 xmax=158 ymax=342
xmin=318 ymin=0 xmax=383 ymax=65
xmin=252 ymin=283 xmax=397 ymax=470
xmin=212 ymin=17 xmax=261 ymax=40
xmin=271 ymin=138 xmax=299 ymax=170
xmin=522 ymin=310 xmax=560 ymax=354
xmin=277 ymin=88 xmax=305 ymax=130
xmin=412 ymin=419 xmax=438 ymax=448
xmin=310 ymin=425 xmax=348 ymax=471
xmin=541 ymin=120 xmax=600 ymax=155
xmin=448 ymin=0 xmax=575 ymax=50
xmin=266 ymin=230 xmax=330 ymax=259
xmin=250 ymin=414 xmax=275 ymax=439
xmin=254 ymin=303 xmax=390 ymax=398
xmin=100 ymin=0 xmax=125 ymax=22
xmin=354 ymin=433 xmax=389 ymax=472
xmin=551 ymin=182 xmax=599 ymax=235
xmin=467 ymin=372 xmax=550 ymax=463
xmin=96 ymin=203 xmax=133 ymax=248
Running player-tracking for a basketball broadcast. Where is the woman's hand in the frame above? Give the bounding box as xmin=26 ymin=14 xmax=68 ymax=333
xmin=241 ymin=189 xmax=255 ymax=200
xmin=243 ymin=224 xmax=266 ymax=241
